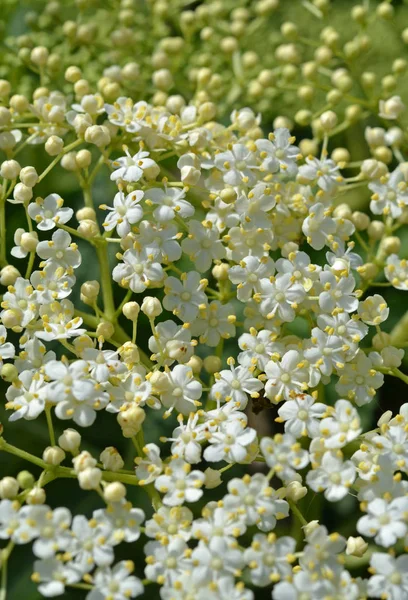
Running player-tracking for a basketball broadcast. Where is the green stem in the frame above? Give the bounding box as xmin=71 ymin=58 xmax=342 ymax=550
xmin=45 ymin=405 xmax=56 ymax=446
xmin=0 ymin=541 xmax=14 ymax=600
xmin=288 ymin=499 xmax=308 ymax=527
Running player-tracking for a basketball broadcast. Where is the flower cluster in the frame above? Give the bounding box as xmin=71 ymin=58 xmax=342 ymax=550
xmin=0 ymin=1 xmax=407 ymax=599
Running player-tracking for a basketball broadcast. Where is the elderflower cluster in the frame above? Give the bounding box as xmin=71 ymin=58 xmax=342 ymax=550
xmin=0 ymin=1 xmax=407 ymax=600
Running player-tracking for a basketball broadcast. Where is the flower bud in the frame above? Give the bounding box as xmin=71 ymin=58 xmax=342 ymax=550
xmin=204 ymin=467 xmax=222 ymax=489
xmin=141 ymin=297 xmax=162 ymax=318
xmin=80 ymin=281 xmax=100 ymax=302
xmin=185 ymin=355 xmax=202 ymax=374
xmin=1 ymin=363 xmax=18 ymax=382
xmin=19 ymin=166 xmax=38 ymax=188
xmin=96 ymin=321 xmax=115 ymax=340
xmin=17 ymin=470 xmax=35 ymax=489
xmin=0 ymin=477 xmax=19 ymax=499
xmin=123 ymin=301 xmax=140 ymax=321
xmin=320 ymin=110 xmax=338 ymax=130
xmin=361 ymin=159 xmax=388 ymax=179
xmin=381 ymin=236 xmax=401 ymax=255
xmin=379 ymin=95 xmax=405 ymax=120
xmin=0 ymin=265 xmax=20 ymax=286
xmin=100 ymin=447 xmax=125 ymax=472
xmin=0 ymin=80 xmax=11 ymax=97
xmin=372 ymin=332 xmax=391 ymax=351
xmin=351 ymin=211 xmax=370 ymax=231
xmin=20 ymin=231 xmax=39 ymax=253
xmin=0 ymin=107 xmax=11 ymax=126
xmin=75 ymin=149 xmax=92 ymax=169
xmin=76 ymin=207 xmax=96 ymax=222
xmin=180 ymin=165 xmax=201 ymax=186
xmin=346 ymin=536 xmax=368 ymax=557
xmin=1 ymin=309 xmax=22 ymax=329
xmin=212 ymin=263 xmax=229 ymax=281
xmin=152 ymin=68 xmax=173 ymax=91
xmin=119 ymin=341 xmax=140 ymax=364
xmin=333 ymin=203 xmax=352 ymax=219
xmin=198 ymin=102 xmax=216 ymax=121
xmin=374 ymin=146 xmax=392 ymax=164
xmin=117 ymin=405 xmax=146 ymax=438
xmin=45 ymin=136 xmax=64 ymax=156
xmin=78 ymin=467 xmax=102 ymax=490
xmin=73 ymin=450 xmax=96 ymax=473
xmin=382 ymin=346 xmax=404 ymax=368
xmin=84 ymin=125 xmax=111 ymax=147
xmin=30 ymin=46 xmax=49 ymax=66
xmin=331 ymin=148 xmax=350 ymax=164
xmin=61 ymin=152 xmax=78 ymax=171
xmin=378 ymin=410 xmax=393 ymax=426
xmin=59 ymin=428 xmax=81 ymax=454
xmin=65 ymin=66 xmax=82 ymax=83
xmin=357 ymin=263 xmax=378 ymax=281
xmin=203 ymin=355 xmax=222 ymax=374
xmin=367 ymin=220 xmax=385 ymax=240
xmin=77 ymin=219 xmax=99 ymax=238
xmin=103 ymin=481 xmax=126 ymax=502
xmin=286 ymin=480 xmax=308 ymax=501
xmin=13 ymin=183 xmax=33 ymax=204
xmin=26 ymin=487 xmax=46 ymax=505
xmin=0 ymin=160 xmax=21 ymax=180
xmin=43 ymin=446 xmax=65 ymax=466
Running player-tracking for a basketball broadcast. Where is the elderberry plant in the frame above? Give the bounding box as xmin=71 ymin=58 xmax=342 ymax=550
xmin=0 ymin=1 xmax=407 ymax=600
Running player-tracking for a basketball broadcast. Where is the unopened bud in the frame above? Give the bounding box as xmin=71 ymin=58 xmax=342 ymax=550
xmin=43 ymin=446 xmax=66 ymax=466
xmin=203 ymin=355 xmax=222 ymax=374
xmin=84 ymin=125 xmax=111 ymax=147
xmin=77 ymin=219 xmax=99 ymax=238
xmin=204 ymin=467 xmax=222 ymax=489
xmin=346 ymin=536 xmax=368 ymax=557
xmin=185 ymin=355 xmax=202 ymax=374
xmin=117 ymin=405 xmax=146 ymax=438
xmin=45 ymin=136 xmax=64 ymax=156
xmin=17 ymin=470 xmax=35 ymax=489
xmin=367 ymin=220 xmax=385 ymax=240
xmin=26 ymin=487 xmax=46 ymax=505
xmin=59 ymin=428 xmax=81 ymax=454
xmin=0 ymin=477 xmax=19 ymax=499
xmin=78 ymin=467 xmax=102 ymax=490
xmin=103 ymin=481 xmax=126 ymax=502
xmin=141 ymin=297 xmax=162 ymax=318
xmin=286 ymin=480 xmax=308 ymax=501
xmin=0 ymin=159 xmax=21 ymax=180
xmin=1 ymin=363 xmax=18 ymax=382
xmin=320 ymin=110 xmax=338 ymax=130
xmin=100 ymin=447 xmax=125 ymax=472
xmin=123 ymin=301 xmax=140 ymax=321
xmin=351 ymin=211 xmax=370 ymax=231
xmin=76 ymin=207 xmax=96 ymax=222
xmin=96 ymin=321 xmax=115 ymax=340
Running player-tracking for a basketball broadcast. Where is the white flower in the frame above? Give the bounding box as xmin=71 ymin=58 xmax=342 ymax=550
xmin=229 ymin=255 xmax=275 ymax=302
xmin=145 ymin=506 xmax=193 ymax=541
xmin=204 ymin=417 xmax=257 ymax=463
xmin=306 ymin=451 xmax=356 ymax=501
xmin=144 ymin=537 xmax=190 ymax=586
xmin=87 ymin=562 xmax=143 ymax=600
xmin=318 ymin=271 xmax=358 ymax=313
xmin=101 ymin=190 xmax=143 ymax=237
xmin=368 ymin=553 xmax=408 ymax=599
xmin=157 ymin=364 xmax=202 ymax=416
xmin=163 ymin=272 xmax=207 ymax=323
xmin=107 ymin=368 xmax=159 ymax=412
xmin=191 ymin=502 xmax=246 ymax=542
xmin=385 ymin=254 xmax=408 ymax=290
xmin=181 ymin=219 xmax=225 ymax=272
xmin=260 ymin=433 xmax=309 ymax=482
xmin=238 ymin=328 xmax=282 ymax=370
xmin=277 ymin=393 xmax=326 ymax=437
xmin=298 ymin=157 xmax=342 ymax=191
xmin=255 ymin=128 xmax=300 ymax=176
xmin=191 ymin=301 xmax=236 ymax=347
xmin=358 ymin=294 xmax=389 ymax=326
xmin=358 ymin=497 xmax=408 ymax=547
xmin=37 ymin=299 xmax=86 ymax=341
xmin=259 ymin=273 xmax=306 ymax=322
xmin=135 ymin=443 xmax=163 ymax=485
xmin=336 ymin=350 xmax=383 ymax=406
xmin=112 ymin=247 xmax=164 ymax=293
xmin=110 ymin=147 xmax=159 ymax=182
xmin=5 ymin=370 xmax=47 ymax=421
xmin=11 ymin=228 xmax=38 ymax=259
xmin=146 ymin=185 xmax=194 ymax=222
xmin=31 ymin=263 xmax=76 ymax=302
xmin=0 ymin=325 xmax=15 ymax=368
xmin=304 ymin=327 xmax=356 ymax=378
xmin=224 ymin=473 xmax=289 ymax=531
xmin=165 ymin=413 xmax=205 ymax=464
xmin=244 ymin=532 xmax=295 ymax=586
xmin=148 ymin=320 xmax=194 ymax=366
xmin=36 ymin=229 xmax=81 ymax=269
xmin=302 ymin=202 xmax=336 ymax=250
xmin=28 ymin=193 xmax=73 ymax=230
xmin=214 ymin=143 xmax=258 ymax=186
xmin=81 ymin=348 xmax=126 ymax=383
xmin=33 ymin=558 xmax=83 ymax=598
xmin=32 ymin=507 xmax=72 ymax=558
xmin=210 ymin=363 xmax=263 ymax=409
xmin=94 ymin=500 xmax=145 ymax=543
xmin=154 ymin=458 xmax=205 ymax=506
xmin=319 ymin=399 xmax=361 ymax=449
xmin=190 ymin=537 xmax=245 ymax=585
xmin=264 ymin=350 xmax=309 ymax=404
xmin=1 ymin=277 xmax=39 ymax=328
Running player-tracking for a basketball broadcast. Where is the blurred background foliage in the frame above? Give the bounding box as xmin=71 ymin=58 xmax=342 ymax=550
xmin=0 ymin=0 xmax=408 ymax=598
